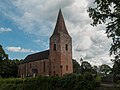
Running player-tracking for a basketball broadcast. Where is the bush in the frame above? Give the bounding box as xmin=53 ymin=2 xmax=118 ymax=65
xmin=0 ymin=74 xmax=100 ymax=90
xmin=95 ymin=76 xmax=101 ymax=86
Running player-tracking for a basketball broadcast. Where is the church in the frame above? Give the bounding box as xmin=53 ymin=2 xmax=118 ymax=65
xmin=18 ymin=9 xmax=73 ymax=77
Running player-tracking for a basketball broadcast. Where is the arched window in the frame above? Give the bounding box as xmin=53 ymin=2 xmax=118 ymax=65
xmin=54 ymin=44 xmax=56 ymax=51
xmin=66 ymin=44 xmax=68 ymax=50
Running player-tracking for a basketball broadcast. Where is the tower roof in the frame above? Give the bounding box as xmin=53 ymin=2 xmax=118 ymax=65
xmin=53 ymin=9 xmax=69 ymax=35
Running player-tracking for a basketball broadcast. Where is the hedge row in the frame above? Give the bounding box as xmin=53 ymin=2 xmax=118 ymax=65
xmin=0 ymin=73 xmax=100 ymax=90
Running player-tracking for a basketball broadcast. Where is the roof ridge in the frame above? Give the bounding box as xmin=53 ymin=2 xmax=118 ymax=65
xmin=28 ymin=50 xmax=49 ymax=56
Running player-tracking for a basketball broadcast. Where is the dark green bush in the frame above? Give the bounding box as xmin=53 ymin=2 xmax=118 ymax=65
xmin=0 ymin=73 xmax=100 ymax=90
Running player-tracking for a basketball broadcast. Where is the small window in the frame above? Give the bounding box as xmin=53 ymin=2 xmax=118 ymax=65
xmin=54 ymin=44 xmax=56 ymax=51
xmin=60 ymin=65 xmax=63 ymax=68
xmin=66 ymin=65 xmax=68 ymax=71
xmin=43 ymin=61 xmax=45 ymax=72
xmin=66 ymin=44 xmax=68 ymax=50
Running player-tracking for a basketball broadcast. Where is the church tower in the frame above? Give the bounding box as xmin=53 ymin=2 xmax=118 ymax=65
xmin=49 ymin=9 xmax=73 ymax=76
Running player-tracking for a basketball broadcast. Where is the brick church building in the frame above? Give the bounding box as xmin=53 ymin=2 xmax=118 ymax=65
xmin=18 ymin=9 xmax=73 ymax=77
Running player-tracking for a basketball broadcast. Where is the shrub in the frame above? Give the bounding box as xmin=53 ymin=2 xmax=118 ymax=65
xmin=0 ymin=74 xmax=100 ymax=90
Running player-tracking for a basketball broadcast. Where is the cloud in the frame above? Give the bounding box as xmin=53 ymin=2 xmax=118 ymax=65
xmin=0 ymin=27 xmax=12 ymax=33
xmin=73 ymin=29 xmax=112 ymax=66
xmin=75 ymin=36 xmax=92 ymax=51
xmin=10 ymin=0 xmax=75 ymax=37
xmin=6 ymin=46 xmax=37 ymax=53
xmin=1 ymin=0 xmax=113 ymax=66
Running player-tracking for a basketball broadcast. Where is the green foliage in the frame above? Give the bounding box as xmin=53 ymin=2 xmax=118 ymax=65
xmin=87 ymin=0 xmax=120 ymax=71
xmin=94 ymin=76 xmax=101 ymax=86
xmin=0 ymin=74 xmax=100 ymax=90
xmin=0 ymin=45 xmax=8 ymax=60
xmin=112 ymin=57 xmax=120 ymax=75
xmin=0 ymin=45 xmax=21 ymax=78
xmin=99 ymin=64 xmax=111 ymax=76
xmin=0 ymin=59 xmax=20 ymax=77
xmin=72 ymin=59 xmax=81 ymax=74
xmin=81 ymin=61 xmax=92 ymax=74
xmin=0 ymin=59 xmax=20 ymax=78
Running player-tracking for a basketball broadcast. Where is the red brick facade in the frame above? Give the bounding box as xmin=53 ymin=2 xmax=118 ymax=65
xmin=18 ymin=9 xmax=73 ymax=77
xmin=18 ymin=59 xmax=49 ymax=77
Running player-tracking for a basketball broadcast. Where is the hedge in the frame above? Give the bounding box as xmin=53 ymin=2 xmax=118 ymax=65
xmin=0 ymin=73 xmax=100 ymax=90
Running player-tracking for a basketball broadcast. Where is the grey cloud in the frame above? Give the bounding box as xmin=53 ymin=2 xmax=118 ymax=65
xmin=73 ymin=24 xmax=112 ymax=66
xmin=1 ymin=0 xmax=113 ymax=66
xmin=10 ymin=0 xmax=76 ymax=37
xmin=75 ymin=36 xmax=92 ymax=51
xmin=85 ymin=52 xmax=94 ymax=59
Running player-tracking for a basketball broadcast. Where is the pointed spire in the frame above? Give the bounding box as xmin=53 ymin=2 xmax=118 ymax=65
xmin=53 ymin=9 xmax=69 ymax=35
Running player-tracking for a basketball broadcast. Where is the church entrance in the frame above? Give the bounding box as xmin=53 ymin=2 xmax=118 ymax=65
xmin=32 ymin=68 xmax=38 ymax=77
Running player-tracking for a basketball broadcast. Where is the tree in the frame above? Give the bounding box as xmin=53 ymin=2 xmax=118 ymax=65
xmin=0 ymin=45 xmax=8 ymax=77
xmin=0 ymin=45 xmax=21 ymax=78
xmin=91 ymin=65 xmax=98 ymax=76
xmin=112 ymin=57 xmax=120 ymax=75
xmin=81 ymin=61 xmax=92 ymax=74
xmin=99 ymin=64 xmax=111 ymax=76
xmin=0 ymin=45 xmax=8 ymax=60
xmin=72 ymin=59 xmax=81 ymax=74
xmin=87 ymin=0 xmax=120 ymax=61
xmin=0 ymin=59 xmax=21 ymax=78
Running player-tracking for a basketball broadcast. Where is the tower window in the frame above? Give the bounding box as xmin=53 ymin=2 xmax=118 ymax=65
xmin=60 ymin=65 xmax=63 ymax=68
xmin=66 ymin=65 xmax=68 ymax=71
xmin=66 ymin=44 xmax=68 ymax=50
xmin=54 ymin=44 xmax=56 ymax=51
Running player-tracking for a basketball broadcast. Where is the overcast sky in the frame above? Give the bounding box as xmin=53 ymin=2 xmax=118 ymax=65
xmin=0 ymin=0 xmax=113 ymax=66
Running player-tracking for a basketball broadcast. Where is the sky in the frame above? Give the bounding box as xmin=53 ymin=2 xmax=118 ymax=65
xmin=0 ymin=0 xmax=113 ymax=66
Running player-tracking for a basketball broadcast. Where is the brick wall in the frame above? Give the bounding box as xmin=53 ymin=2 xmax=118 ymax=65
xmin=49 ymin=33 xmax=73 ymax=76
xmin=18 ymin=59 xmax=49 ymax=77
